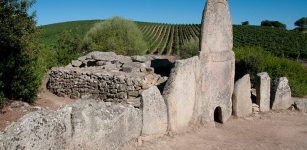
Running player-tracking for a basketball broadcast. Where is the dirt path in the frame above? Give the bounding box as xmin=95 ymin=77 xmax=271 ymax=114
xmin=134 ymin=111 xmax=307 ymax=150
xmin=0 ymin=90 xmax=75 ymax=131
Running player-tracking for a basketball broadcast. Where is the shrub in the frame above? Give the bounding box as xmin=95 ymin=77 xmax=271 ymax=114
xmin=83 ymin=17 xmax=147 ymax=55
xmin=55 ymin=31 xmax=83 ymax=65
xmin=0 ymin=74 xmax=5 ymax=104
xmin=179 ymin=38 xmax=199 ymax=59
xmin=0 ymin=0 xmax=41 ymax=103
xmin=235 ymin=47 xmax=307 ymax=97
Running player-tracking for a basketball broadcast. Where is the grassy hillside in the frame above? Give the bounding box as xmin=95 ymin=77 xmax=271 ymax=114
xmin=39 ymin=20 xmax=101 ymax=48
xmin=39 ymin=20 xmax=307 ymax=59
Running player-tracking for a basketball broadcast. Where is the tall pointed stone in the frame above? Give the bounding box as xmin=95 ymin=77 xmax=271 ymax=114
xmin=200 ymin=0 xmax=233 ymax=53
xmin=196 ymin=0 xmax=235 ymax=123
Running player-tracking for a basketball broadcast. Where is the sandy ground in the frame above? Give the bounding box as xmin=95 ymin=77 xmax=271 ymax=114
xmin=0 ymin=89 xmax=75 ymax=131
xmin=132 ymin=111 xmax=307 ymax=150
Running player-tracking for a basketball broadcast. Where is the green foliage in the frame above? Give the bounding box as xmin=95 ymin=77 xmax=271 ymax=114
xmin=233 ymin=25 xmax=307 ymax=59
xmin=242 ymin=21 xmax=249 ymax=26
xmin=179 ymin=38 xmax=199 ymax=59
xmin=55 ymin=31 xmax=83 ymax=65
xmin=39 ymin=20 xmax=307 ymax=59
xmin=83 ymin=17 xmax=147 ymax=55
xmin=38 ymin=20 xmax=101 ymax=49
xmin=235 ymin=47 xmax=307 ymax=97
xmin=0 ymin=0 xmax=41 ymax=103
xmin=261 ymin=20 xmax=287 ymax=29
xmin=0 ymin=73 xmax=5 ymax=104
xmin=295 ymin=17 xmax=307 ymax=28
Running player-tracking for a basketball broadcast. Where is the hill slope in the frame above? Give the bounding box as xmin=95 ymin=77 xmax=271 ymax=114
xmin=39 ymin=20 xmax=307 ymax=59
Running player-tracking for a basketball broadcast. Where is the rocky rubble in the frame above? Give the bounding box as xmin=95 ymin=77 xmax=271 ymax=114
xmin=48 ymin=52 xmax=168 ymax=105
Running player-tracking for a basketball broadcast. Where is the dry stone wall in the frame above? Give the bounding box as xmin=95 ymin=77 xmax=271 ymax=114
xmin=48 ymin=52 xmax=167 ymax=106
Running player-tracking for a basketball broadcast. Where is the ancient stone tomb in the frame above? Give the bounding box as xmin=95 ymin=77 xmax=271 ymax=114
xmin=0 ymin=0 xmax=298 ymax=149
xmin=48 ymin=51 xmax=168 ymax=106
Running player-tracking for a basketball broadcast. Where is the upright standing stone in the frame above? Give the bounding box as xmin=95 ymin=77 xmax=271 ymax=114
xmin=196 ymin=0 xmax=235 ymax=123
xmin=141 ymin=86 xmax=167 ymax=136
xmin=256 ymin=72 xmax=271 ymax=112
xmin=271 ymin=77 xmax=293 ymax=110
xmin=232 ymin=74 xmax=253 ymax=117
xmin=163 ymin=57 xmax=200 ymax=132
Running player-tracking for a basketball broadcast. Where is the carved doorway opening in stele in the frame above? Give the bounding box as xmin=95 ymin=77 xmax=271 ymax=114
xmin=214 ymin=106 xmax=223 ymax=123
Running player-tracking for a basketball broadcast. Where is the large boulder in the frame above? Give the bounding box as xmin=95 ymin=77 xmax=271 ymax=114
xmin=271 ymin=77 xmax=293 ymax=110
xmin=163 ymin=56 xmax=201 ymax=132
xmin=66 ymin=101 xmax=142 ymax=150
xmin=232 ymin=74 xmax=253 ymax=117
xmin=0 ymin=101 xmax=142 ymax=150
xmin=0 ymin=107 xmax=73 ymax=150
xmin=256 ymin=72 xmax=271 ymax=112
xmin=293 ymin=98 xmax=307 ymax=112
xmin=141 ymin=86 xmax=167 ymax=136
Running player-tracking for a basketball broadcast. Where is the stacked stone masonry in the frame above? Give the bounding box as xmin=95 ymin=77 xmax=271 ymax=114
xmin=47 ymin=52 xmax=168 ymax=106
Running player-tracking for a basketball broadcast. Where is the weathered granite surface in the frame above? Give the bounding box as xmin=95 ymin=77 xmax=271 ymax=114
xmin=163 ymin=56 xmax=201 ymax=132
xmin=232 ymin=74 xmax=252 ymax=117
xmin=197 ymin=0 xmax=235 ymax=123
xmin=163 ymin=0 xmax=235 ymax=132
xmin=293 ymin=98 xmax=307 ymax=112
xmin=256 ymin=72 xmax=271 ymax=112
xmin=141 ymin=86 xmax=167 ymax=136
xmin=271 ymin=77 xmax=293 ymax=110
xmin=0 ymin=100 xmax=142 ymax=150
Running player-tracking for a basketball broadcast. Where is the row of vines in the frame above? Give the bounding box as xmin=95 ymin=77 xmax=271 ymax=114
xmin=138 ymin=23 xmax=200 ymax=56
xmin=137 ymin=23 xmax=307 ymax=59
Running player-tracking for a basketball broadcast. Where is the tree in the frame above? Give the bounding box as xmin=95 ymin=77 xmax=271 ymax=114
xmin=55 ymin=31 xmax=82 ymax=65
xmin=0 ymin=0 xmax=40 ymax=102
xmin=242 ymin=21 xmax=249 ymax=26
xmin=261 ymin=20 xmax=287 ymax=29
xmin=83 ymin=17 xmax=148 ymax=55
xmin=295 ymin=17 xmax=307 ymax=28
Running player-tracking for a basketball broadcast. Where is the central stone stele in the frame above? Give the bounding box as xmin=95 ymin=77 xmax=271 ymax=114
xmin=163 ymin=0 xmax=235 ymax=132
xmin=197 ymin=0 xmax=235 ymax=123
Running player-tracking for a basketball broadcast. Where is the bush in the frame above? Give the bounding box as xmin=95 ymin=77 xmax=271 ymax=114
xmin=179 ymin=38 xmax=199 ymax=59
xmin=55 ymin=31 xmax=83 ymax=65
xmin=235 ymin=47 xmax=307 ymax=97
xmin=83 ymin=17 xmax=147 ymax=55
xmin=0 ymin=75 xmax=5 ymax=104
xmin=0 ymin=0 xmax=41 ymax=103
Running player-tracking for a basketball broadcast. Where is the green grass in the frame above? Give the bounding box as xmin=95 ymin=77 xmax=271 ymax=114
xmin=38 ymin=20 xmax=101 ymax=48
xmin=235 ymin=47 xmax=307 ymax=97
